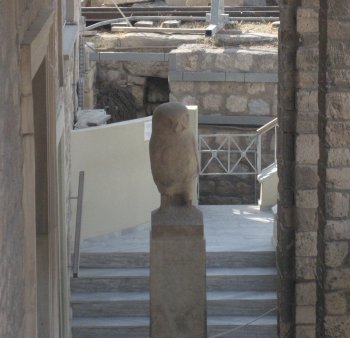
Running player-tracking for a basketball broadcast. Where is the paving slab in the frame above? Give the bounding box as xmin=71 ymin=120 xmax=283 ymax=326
xmin=80 ymin=205 xmax=274 ymax=253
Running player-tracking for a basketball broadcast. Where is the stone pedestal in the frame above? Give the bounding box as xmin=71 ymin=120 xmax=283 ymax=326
xmin=150 ymin=207 xmax=207 ymax=338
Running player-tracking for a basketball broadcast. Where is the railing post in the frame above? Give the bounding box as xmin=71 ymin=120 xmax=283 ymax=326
xmin=72 ymin=171 xmax=85 ymax=278
xmin=274 ymin=125 xmax=277 ymax=164
xmin=257 ymin=134 xmax=262 ymax=175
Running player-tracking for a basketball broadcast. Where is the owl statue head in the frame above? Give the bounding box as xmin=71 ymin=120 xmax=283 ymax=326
xmin=152 ymin=102 xmax=190 ymax=135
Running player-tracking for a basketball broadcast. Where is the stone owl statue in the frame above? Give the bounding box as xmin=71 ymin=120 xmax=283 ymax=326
xmin=149 ymin=102 xmax=199 ymax=208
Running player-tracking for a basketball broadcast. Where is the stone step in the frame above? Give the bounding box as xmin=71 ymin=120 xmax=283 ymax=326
xmin=70 ymin=267 xmax=277 ymax=293
xmin=71 ymin=291 xmax=277 ymax=318
xmin=78 ymin=250 xmax=276 ymax=269
xmin=72 ymin=316 xmax=277 ymax=338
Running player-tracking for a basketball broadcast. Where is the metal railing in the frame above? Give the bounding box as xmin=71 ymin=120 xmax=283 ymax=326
xmin=71 ymin=171 xmax=85 ymax=278
xmin=199 ymin=118 xmax=278 ymax=177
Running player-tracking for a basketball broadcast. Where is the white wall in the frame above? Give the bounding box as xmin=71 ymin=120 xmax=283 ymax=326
xmin=71 ymin=106 xmax=198 ymax=240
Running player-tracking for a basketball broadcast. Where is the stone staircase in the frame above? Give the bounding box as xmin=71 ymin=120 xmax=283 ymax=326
xmin=71 ymin=206 xmax=277 ymax=338
xmin=71 ymin=251 xmax=277 ymax=338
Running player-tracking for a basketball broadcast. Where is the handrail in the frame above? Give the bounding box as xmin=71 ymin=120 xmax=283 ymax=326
xmin=256 ymin=117 xmax=278 ymax=135
xmin=72 ymin=171 xmax=85 ymax=278
xmin=256 ymin=118 xmax=278 ymax=174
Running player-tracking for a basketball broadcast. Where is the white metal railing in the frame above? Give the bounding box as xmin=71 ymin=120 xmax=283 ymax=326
xmin=199 ymin=118 xmax=278 ymax=177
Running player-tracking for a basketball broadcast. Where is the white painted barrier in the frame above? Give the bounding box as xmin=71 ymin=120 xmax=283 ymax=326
xmin=70 ymin=106 xmax=198 ymax=240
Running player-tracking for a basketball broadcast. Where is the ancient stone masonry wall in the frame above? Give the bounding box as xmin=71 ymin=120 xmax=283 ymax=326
xmin=169 ymin=45 xmax=278 ymax=204
xmin=93 ymin=59 xmax=169 ymax=119
xmin=169 ymin=45 xmax=278 ymax=117
xmin=294 ymin=1 xmax=320 ymax=337
xmin=320 ymin=1 xmax=350 ymax=336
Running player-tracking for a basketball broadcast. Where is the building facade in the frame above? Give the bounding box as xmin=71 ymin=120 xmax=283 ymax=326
xmin=278 ymin=0 xmax=350 ymax=337
xmin=0 ymin=1 xmax=80 ymax=337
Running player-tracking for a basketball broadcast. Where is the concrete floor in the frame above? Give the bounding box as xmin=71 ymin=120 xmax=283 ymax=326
xmin=81 ymin=205 xmax=274 ymax=253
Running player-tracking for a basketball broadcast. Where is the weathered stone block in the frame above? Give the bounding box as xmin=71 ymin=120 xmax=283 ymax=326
xmin=161 ymin=20 xmax=181 ymax=28
xmin=328 ymin=19 xmax=350 ymax=40
xmin=325 ymin=241 xmax=349 ymax=269
xmin=198 ymin=82 xmax=210 ymax=93
xmin=295 ymin=165 xmax=318 ymax=190
xmin=226 ymin=95 xmax=248 ymax=113
xmin=248 ymin=99 xmax=270 ymax=115
xmin=180 ymin=95 xmax=199 ymax=106
xmin=234 ymin=53 xmax=254 ymax=72
xmin=296 ymin=231 xmax=317 ymax=257
xmin=296 ymin=257 xmax=316 ymax=280
xmin=296 ymin=208 xmax=318 ymax=232
xmin=327 ymin=168 xmax=350 ymax=190
xmin=296 ymin=190 xmax=318 ymax=209
xmin=296 ymin=115 xmax=318 ymax=134
xmin=297 ymin=7 xmax=319 ymax=33
xmin=247 ymin=83 xmax=266 ymax=94
xmin=297 ymin=71 xmax=318 ymax=89
xmin=128 ymin=85 xmax=144 ymax=109
xmin=169 ymin=81 xmax=194 ymax=94
xmin=326 ymin=122 xmax=350 ymax=147
xmin=327 ymin=148 xmax=350 ymax=168
xmin=296 ymin=282 xmax=316 ymax=305
xmin=296 ymin=134 xmax=319 ymax=164
xmin=325 ymin=292 xmax=348 ymax=315
xmin=326 ymin=92 xmax=350 ymax=120
xmin=296 ymin=305 xmax=316 ymax=325
xmin=127 ymin=75 xmax=146 ymax=86
xmin=199 ymin=180 xmax=215 ymax=195
xmin=326 ymin=192 xmax=349 ymax=219
xmin=325 ymin=315 xmax=350 ymax=338
xmin=297 ymin=47 xmax=319 ymax=71
xmin=123 ymin=61 xmax=168 ymax=78
xmin=325 ymin=220 xmax=350 ymax=241
xmin=328 ymin=69 xmax=350 ymax=86
xmin=295 ymin=325 xmax=316 ymax=338
xmin=328 ymin=41 xmax=350 ymax=68
xmin=202 ymin=94 xmax=223 ymax=111
xmin=326 ymin=268 xmax=350 ymax=290
xmin=214 ymin=52 xmax=237 ymax=71
xmin=297 ymin=90 xmax=318 ymax=112
xmin=328 ymin=0 xmax=350 ymax=18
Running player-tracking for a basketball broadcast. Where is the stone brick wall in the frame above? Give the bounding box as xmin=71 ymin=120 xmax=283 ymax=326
xmin=0 ymin=2 xmax=78 ymax=338
xmin=320 ymin=1 xmax=350 ymax=336
xmin=294 ymin=1 xmax=320 ymax=336
xmin=278 ymin=0 xmax=350 ymax=337
xmin=169 ymin=45 xmax=278 ymax=117
xmin=170 ymin=45 xmax=277 ymax=204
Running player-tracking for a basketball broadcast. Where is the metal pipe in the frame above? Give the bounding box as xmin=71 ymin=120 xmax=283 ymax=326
xmin=85 ymin=15 xmax=247 ymax=30
xmin=72 ymin=171 xmax=85 ymax=278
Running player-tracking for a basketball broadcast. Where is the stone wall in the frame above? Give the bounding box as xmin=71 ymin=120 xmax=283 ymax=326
xmin=294 ymin=1 xmax=320 ymax=336
xmin=169 ymin=45 xmax=277 ymax=204
xmin=320 ymin=1 xmax=350 ymax=336
xmin=0 ymin=2 xmax=78 ymax=338
xmin=278 ymin=0 xmax=350 ymax=337
xmin=169 ymin=45 xmax=278 ymax=117
xmin=87 ymin=56 xmax=169 ymax=118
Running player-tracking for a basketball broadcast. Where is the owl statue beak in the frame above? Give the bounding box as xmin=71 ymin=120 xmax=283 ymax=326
xmin=173 ymin=122 xmax=182 ymax=133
